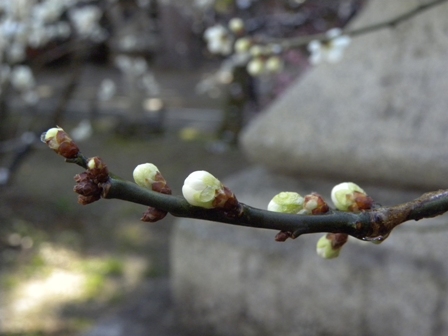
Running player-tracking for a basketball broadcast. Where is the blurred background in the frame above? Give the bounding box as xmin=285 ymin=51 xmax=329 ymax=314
xmin=0 ymin=1 xmax=365 ymax=335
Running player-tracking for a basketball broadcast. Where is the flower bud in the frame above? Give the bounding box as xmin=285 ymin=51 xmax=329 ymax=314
xmin=249 ymin=45 xmax=264 ymax=57
xmin=234 ymin=37 xmax=252 ymax=54
xmin=247 ymin=57 xmax=265 ymax=76
xmin=133 ymin=164 xmax=157 ymax=187
xmin=41 ymin=126 xmax=79 ymax=159
xmin=74 ymin=172 xmax=102 ymax=205
xmin=182 ymin=170 xmax=236 ymax=209
xmin=331 ymin=182 xmax=373 ymax=212
xmin=265 ymin=56 xmax=283 ymax=73
xmin=316 ymin=233 xmax=348 ymax=259
xmin=267 ymin=192 xmax=304 ymax=214
xmin=228 ymin=18 xmax=244 ymax=34
xmin=133 ymin=163 xmax=171 ymax=222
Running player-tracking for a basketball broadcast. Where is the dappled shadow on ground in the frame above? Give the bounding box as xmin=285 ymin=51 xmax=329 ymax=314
xmin=0 ymin=130 xmax=249 ymax=336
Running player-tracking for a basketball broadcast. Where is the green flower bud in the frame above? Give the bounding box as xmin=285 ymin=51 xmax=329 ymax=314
xmin=133 ymin=163 xmax=160 ymax=189
xmin=267 ymin=192 xmax=304 ymax=214
xmin=316 ymin=234 xmax=341 ymax=259
xmin=265 ymin=56 xmax=283 ymax=73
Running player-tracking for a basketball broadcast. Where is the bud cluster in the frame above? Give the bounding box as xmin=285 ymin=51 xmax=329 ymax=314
xmin=268 ymin=191 xmax=330 ymax=242
xmin=307 ymin=28 xmax=351 ymax=65
xmin=203 ymin=18 xmax=284 ymax=77
xmin=73 ymin=157 xmax=109 ymax=205
xmin=315 ymin=182 xmax=375 ymax=259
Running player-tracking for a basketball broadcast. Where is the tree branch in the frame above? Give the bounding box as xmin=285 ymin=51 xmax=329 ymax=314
xmin=42 ymin=129 xmax=448 ymax=244
xmin=102 ymin=177 xmax=448 ymax=241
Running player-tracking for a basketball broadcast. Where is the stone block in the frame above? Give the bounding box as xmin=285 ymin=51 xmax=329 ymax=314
xmin=241 ymin=0 xmax=448 ymax=190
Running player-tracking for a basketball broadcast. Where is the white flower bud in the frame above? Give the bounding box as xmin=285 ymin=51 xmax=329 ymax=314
xmin=249 ymin=45 xmax=264 ymax=57
xmin=307 ymin=28 xmax=351 ymax=65
xmin=133 ymin=163 xmax=160 ymax=189
xmin=204 ymin=24 xmax=233 ymax=56
xmin=247 ymin=57 xmax=265 ymax=76
xmin=267 ymin=192 xmax=304 ymax=214
xmin=234 ymin=37 xmax=251 ymax=54
xmin=182 ymin=170 xmax=224 ymax=209
xmin=228 ymin=18 xmax=244 ymax=34
xmin=331 ymin=182 xmax=368 ymax=212
xmin=316 ymin=234 xmax=340 ymax=259
xmin=265 ymin=56 xmax=283 ymax=73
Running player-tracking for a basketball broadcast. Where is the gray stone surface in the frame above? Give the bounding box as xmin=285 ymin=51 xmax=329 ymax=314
xmin=241 ymin=0 xmax=448 ymax=190
xmin=172 ymin=167 xmax=448 ymax=336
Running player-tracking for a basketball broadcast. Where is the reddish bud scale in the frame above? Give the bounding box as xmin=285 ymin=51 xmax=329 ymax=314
xmin=275 ymin=231 xmax=293 ymax=242
xmin=348 ymin=192 xmax=374 ymax=212
xmin=78 ymin=194 xmax=101 ymax=205
xmin=73 ymin=172 xmax=102 ymax=204
xmin=141 ymin=207 xmax=168 ymax=222
xmin=327 ymin=233 xmax=349 ymax=250
xmin=151 ymin=172 xmax=172 ymax=195
xmin=304 ymin=193 xmax=330 ymax=215
xmin=87 ymin=157 xmax=109 ymax=184
xmin=212 ymin=186 xmax=241 ymax=218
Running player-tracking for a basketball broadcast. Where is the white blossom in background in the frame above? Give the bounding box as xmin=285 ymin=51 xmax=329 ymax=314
xmin=307 ymin=28 xmax=351 ymax=65
xmin=10 ymin=65 xmax=35 ymax=91
xmin=234 ymin=37 xmax=251 ymax=54
xmin=69 ymin=5 xmax=105 ymax=41
xmin=204 ymin=24 xmax=234 ymax=56
xmin=119 ymin=34 xmax=138 ymax=51
xmin=114 ymin=54 xmax=133 ymax=73
xmin=6 ymin=42 xmax=26 ymax=63
xmin=228 ymin=18 xmax=244 ymax=34
xmin=10 ymin=65 xmax=39 ymax=105
xmin=247 ymin=57 xmax=264 ymax=76
xmin=71 ymin=119 xmax=93 ymax=141
xmin=32 ymin=0 xmax=65 ymax=24
xmin=97 ymin=78 xmax=116 ymax=101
